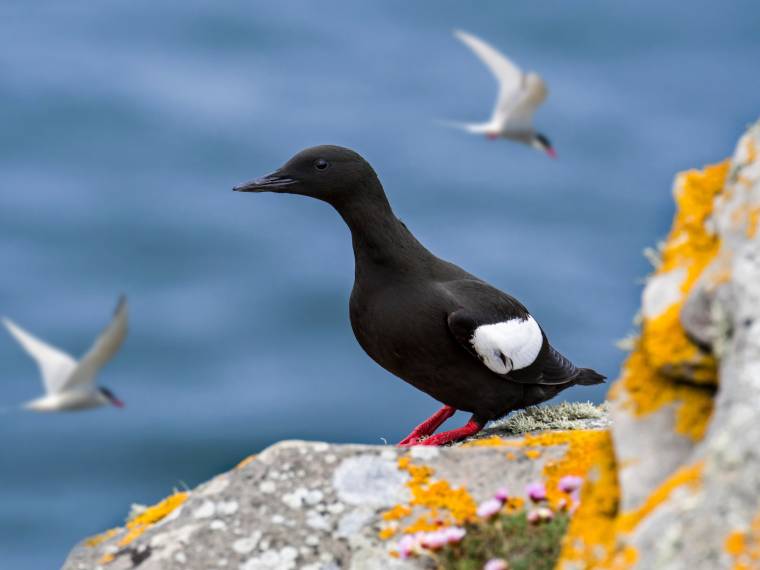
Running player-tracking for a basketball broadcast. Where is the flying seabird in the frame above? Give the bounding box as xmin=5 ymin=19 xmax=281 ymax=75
xmin=444 ymin=30 xmax=555 ymax=157
xmin=234 ymin=147 xmax=602 ymax=445
xmin=3 ymin=296 xmax=128 ymax=412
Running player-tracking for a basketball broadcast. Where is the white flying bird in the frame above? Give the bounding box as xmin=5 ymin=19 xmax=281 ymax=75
xmin=3 ymin=296 xmax=128 ymax=412
xmin=444 ymin=30 xmax=555 ymax=158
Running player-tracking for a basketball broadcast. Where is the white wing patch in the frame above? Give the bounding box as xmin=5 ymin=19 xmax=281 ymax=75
xmin=470 ymin=316 xmax=543 ymax=375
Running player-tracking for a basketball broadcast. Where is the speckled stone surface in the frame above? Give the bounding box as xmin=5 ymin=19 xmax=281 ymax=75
xmin=61 ymin=406 xmax=607 ymax=570
xmin=625 ymin=122 xmax=760 ymax=569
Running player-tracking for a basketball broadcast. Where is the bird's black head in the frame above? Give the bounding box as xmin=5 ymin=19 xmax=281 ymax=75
xmin=233 ymin=145 xmax=385 ymax=208
xmin=99 ymin=387 xmax=125 ymax=408
xmin=531 ymin=133 xmax=557 ymax=159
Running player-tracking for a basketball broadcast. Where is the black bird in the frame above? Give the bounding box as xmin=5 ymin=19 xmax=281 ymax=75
xmin=234 ymin=146 xmax=604 ymax=446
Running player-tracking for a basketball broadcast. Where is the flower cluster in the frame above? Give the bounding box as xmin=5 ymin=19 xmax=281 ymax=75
xmin=395 ymin=526 xmax=466 ymax=559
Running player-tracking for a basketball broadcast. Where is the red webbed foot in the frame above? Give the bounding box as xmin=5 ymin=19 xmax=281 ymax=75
xmin=407 ymin=417 xmax=484 ymax=447
xmin=397 ymin=405 xmax=456 ymax=446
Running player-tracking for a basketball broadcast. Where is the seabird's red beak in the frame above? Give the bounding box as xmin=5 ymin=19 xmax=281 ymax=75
xmin=110 ymin=396 xmax=125 ymax=408
xmin=546 ymin=147 xmax=557 ymax=159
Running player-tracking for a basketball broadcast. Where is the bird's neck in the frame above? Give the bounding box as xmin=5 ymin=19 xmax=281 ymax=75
xmin=335 ymin=193 xmax=433 ymax=278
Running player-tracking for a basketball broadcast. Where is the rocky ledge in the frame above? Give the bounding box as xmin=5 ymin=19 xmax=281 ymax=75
xmin=62 ymin=403 xmax=608 ymax=570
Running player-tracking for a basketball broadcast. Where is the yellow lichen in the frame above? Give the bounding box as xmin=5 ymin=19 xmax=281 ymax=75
xmin=617 ymin=461 xmax=703 ymax=533
xmin=84 ymin=528 xmax=119 ymax=548
xmin=379 ymin=454 xmax=477 ymax=539
xmin=725 ymin=512 xmax=760 ymax=569
xmin=556 ymin=430 xmax=621 ymax=569
xmin=378 ymin=525 xmax=398 ymax=540
xmin=96 ymin=491 xmax=189 ymax=564
xmin=236 ymin=454 xmax=256 ymax=469
xmin=119 ymin=492 xmax=188 ymax=547
xmin=521 ymin=430 xmax=612 ymax=512
xmin=524 ymin=449 xmax=542 ymax=460
xmin=747 ymin=206 xmax=760 ymax=239
xmin=641 ymin=160 xmax=729 ymax=383
xmin=613 ymin=345 xmax=715 ymax=441
xmin=382 ymin=504 xmax=412 ymax=521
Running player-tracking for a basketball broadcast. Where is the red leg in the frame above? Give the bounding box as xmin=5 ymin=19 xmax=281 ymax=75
xmin=398 ymin=405 xmax=456 ymax=446
xmin=412 ymin=416 xmax=484 ymax=447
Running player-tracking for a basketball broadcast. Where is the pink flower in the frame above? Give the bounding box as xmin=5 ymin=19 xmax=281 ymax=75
xmin=442 ymin=526 xmax=466 ymax=543
xmin=527 ymin=507 xmax=554 ymax=524
xmin=396 ymin=534 xmax=419 ymax=559
xmin=526 ymin=482 xmax=547 ymax=502
xmin=558 ymin=475 xmax=583 ymax=494
xmin=420 ymin=530 xmax=448 ymax=550
xmin=484 ymin=559 xmax=509 ymax=570
xmin=494 ymin=487 xmax=510 ymax=502
xmin=477 ymin=498 xmax=503 ymax=519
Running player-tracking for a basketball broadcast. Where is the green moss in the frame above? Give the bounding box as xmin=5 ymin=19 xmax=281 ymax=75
xmin=438 ymin=511 xmax=570 ymax=570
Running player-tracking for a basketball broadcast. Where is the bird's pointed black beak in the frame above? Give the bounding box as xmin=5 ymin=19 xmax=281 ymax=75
xmin=233 ymin=171 xmax=297 ymax=193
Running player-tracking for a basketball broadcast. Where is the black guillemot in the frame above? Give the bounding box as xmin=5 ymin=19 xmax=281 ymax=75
xmin=234 ymin=145 xmax=604 ymax=446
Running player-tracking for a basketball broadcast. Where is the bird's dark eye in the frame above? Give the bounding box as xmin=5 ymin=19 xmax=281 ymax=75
xmin=314 ymin=159 xmax=330 ymax=171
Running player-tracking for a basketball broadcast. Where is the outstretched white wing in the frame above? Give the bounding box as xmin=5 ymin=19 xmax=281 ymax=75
xmin=3 ymin=318 xmax=78 ymax=394
xmin=454 ymin=30 xmax=524 ymax=124
xmin=62 ymin=296 xmax=128 ymax=391
xmin=454 ymin=30 xmax=547 ymax=133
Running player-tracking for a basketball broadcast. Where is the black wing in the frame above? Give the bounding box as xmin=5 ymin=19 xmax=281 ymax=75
xmin=443 ymin=280 xmax=583 ymax=386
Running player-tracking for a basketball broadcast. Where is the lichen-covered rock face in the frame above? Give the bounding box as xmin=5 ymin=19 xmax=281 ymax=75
xmin=558 ymin=120 xmax=760 ymax=570
xmin=61 ymin=405 xmax=607 ymax=570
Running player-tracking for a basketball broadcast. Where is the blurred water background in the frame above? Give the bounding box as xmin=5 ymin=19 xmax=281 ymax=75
xmin=1 ymin=1 xmax=759 ymax=567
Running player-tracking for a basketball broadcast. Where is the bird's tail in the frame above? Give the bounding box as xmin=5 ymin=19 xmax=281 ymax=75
xmin=576 ymin=368 xmax=606 ymax=385
xmin=435 ymin=119 xmax=490 ymax=134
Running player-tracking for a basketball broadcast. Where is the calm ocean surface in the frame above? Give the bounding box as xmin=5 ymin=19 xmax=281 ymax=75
xmin=1 ymin=2 xmax=758 ymax=568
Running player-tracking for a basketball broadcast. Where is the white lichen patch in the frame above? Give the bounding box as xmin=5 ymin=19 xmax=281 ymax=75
xmin=282 ymin=487 xmax=310 ymax=509
xmin=192 ymin=500 xmax=216 ymax=519
xmin=332 ymin=456 xmax=409 ymax=507
xmin=148 ymin=523 xmax=199 ymax=563
xmin=232 ymin=531 xmax=262 ymax=555
xmin=217 ymin=501 xmax=239 ymax=516
xmin=410 ymin=446 xmax=439 ymax=460
xmin=306 ymin=510 xmax=331 ymax=530
xmin=258 ymin=481 xmax=276 ymax=494
xmin=643 ymin=267 xmax=688 ymax=319
xmin=199 ymin=475 xmax=230 ymax=496
xmin=209 ymin=519 xmax=227 ymax=531
xmin=240 ymin=546 xmax=298 ymax=570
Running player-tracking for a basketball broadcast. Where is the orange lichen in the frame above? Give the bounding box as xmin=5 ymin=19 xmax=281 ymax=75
xmin=613 ymin=345 xmax=715 ymax=441
xmin=118 ymin=492 xmax=188 ymax=548
xmin=84 ymin=528 xmax=119 ymax=548
xmin=97 ymin=492 xmax=188 ymax=564
xmin=382 ymin=504 xmax=412 ymax=521
xmin=378 ymin=525 xmax=398 ymax=540
xmin=557 ymin=430 xmax=621 ymax=569
xmin=747 ymin=206 xmax=760 ymax=239
xmin=524 ymin=449 xmax=542 ymax=460
xmin=463 ymin=436 xmax=522 ymax=448
xmin=522 ymin=430 xmax=612 ymax=512
xmin=725 ymin=512 xmax=760 ymax=569
xmin=641 ymin=160 xmax=729 ymax=383
xmin=379 ymin=454 xmax=477 ymax=539
xmin=617 ymin=461 xmax=703 ymax=533
xmin=236 ymin=454 xmax=256 ymax=469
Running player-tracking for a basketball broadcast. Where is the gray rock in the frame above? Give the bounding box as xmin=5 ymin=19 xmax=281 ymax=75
xmin=627 ymin=121 xmax=760 ymax=568
xmin=62 ymin=403 xmax=607 ymax=570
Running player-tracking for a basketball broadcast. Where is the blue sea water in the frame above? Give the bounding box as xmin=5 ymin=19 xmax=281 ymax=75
xmin=1 ymin=1 xmax=759 ymax=568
